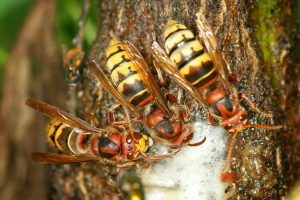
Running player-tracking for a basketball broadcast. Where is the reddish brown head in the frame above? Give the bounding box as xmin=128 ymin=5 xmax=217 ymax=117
xmin=121 ymin=133 xmax=136 ymax=160
xmin=121 ymin=132 xmax=153 ymax=160
xmin=221 ymin=109 xmax=248 ymax=133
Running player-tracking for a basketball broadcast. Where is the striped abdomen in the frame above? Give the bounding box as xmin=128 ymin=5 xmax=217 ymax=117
xmin=164 ymin=20 xmax=218 ymax=90
xmin=47 ymin=119 xmax=94 ymax=155
xmin=106 ymin=39 xmax=154 ymax=107
xmin=47 ymin=120 xmax=127 ymax=160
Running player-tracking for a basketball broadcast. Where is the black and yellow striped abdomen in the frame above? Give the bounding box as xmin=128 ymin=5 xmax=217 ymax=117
xmin=47 ymin=119 xmax=92 ymax=155
xmin=106 ymin=39 xmax=153 ymax=107
xmin=47 ymin=119 xmax=68 ymax=150
xmin=164 ymin=20 xmax=218 ymax=89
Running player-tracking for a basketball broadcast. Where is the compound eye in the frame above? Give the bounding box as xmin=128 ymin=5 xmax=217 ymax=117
xmin=224 ymin=124 xmax=232 ymax=131
xmin=127 ymin=150 xmax=134 ymax=160
xmin=126 ymin=138 xmax=132 ymax=144
xmin=240 ymin=115 xmax=248 ymax=123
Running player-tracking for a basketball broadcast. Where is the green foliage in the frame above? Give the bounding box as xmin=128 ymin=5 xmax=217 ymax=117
xmin=56 ymin=0 xmax=97 ymax=50
xmin=0 ymin=0 xmax=97 ymax=97
xmin=0 ymin=0 xmax=34 ymax=51
xmin=0 ymin=0 xmax=35 ymax=96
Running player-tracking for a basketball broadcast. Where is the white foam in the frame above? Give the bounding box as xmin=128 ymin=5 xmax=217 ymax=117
xmin=141 ymin=120 xmax=229 ymax=200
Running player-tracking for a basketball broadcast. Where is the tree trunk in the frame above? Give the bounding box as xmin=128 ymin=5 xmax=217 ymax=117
xmin=82 ymin=0 xmax=298 ymax=199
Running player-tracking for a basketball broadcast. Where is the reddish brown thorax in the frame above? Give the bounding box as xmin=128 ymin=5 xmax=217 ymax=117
xmin=206 ymin=87 xmax=235 ymax=118
xmin=146 ymin=108 xmax=194 ymax=147
xmin=206 ymin=87 xmax=226 ymax=105
xmin=96 ymin=133 xmax=122 ymax=159
xmin=147 ymin=109 xmax=166 ymax=127
xmin=146 ymin=109 xmax=182 ymax=139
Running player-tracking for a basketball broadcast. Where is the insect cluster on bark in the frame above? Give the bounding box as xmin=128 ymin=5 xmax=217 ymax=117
xmin=27 ymin=2 xmax=283 ymax=198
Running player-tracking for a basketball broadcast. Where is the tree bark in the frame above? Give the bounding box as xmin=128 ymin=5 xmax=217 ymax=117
xmin=82 ymin=0 xmax=298 ymax=199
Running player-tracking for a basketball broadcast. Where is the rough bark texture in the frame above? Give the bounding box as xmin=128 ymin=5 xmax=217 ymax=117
xmin=0 ymin=0 xmax=298 ymax=200
xmin=83 ymin=0 xmax=298 ymax=199
xmin=85 ymin=0 xmax=285 ymax=199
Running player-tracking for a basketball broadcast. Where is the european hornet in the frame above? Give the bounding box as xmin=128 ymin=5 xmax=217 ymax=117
xmin=63 ymin=47 xmax=84 ymax=84
xmin=88 ymin=38 xmax=206 ymax=149
xmin=62 ymin=0 xmax=89 ymax=84
xmin=26 ymin=98 xmax=172 ymax=167
xmin=151 ymin=13 xmax=282 ymax=179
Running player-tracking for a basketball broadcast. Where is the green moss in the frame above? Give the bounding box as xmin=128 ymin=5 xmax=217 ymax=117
xmin=253 ymin=1 xmax=281 ymax=88
xmin=0 ymin=0 xmax=97 ymax=97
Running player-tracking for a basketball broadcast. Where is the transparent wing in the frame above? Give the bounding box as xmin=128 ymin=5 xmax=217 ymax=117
xmin=26 ymin=98 xmax=103 ymax=134
xmin=88 ymin=59 xmax=143 ymax=118
xmin=31 ymin=152 xmax=98 ymax=164
xmin=123 ymin=41 xmax=171 ymax=115
xmin=195 ymin=13 xmax=235 ymax=96
xmin=151 ymin=41 xmax=208 ymax=107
